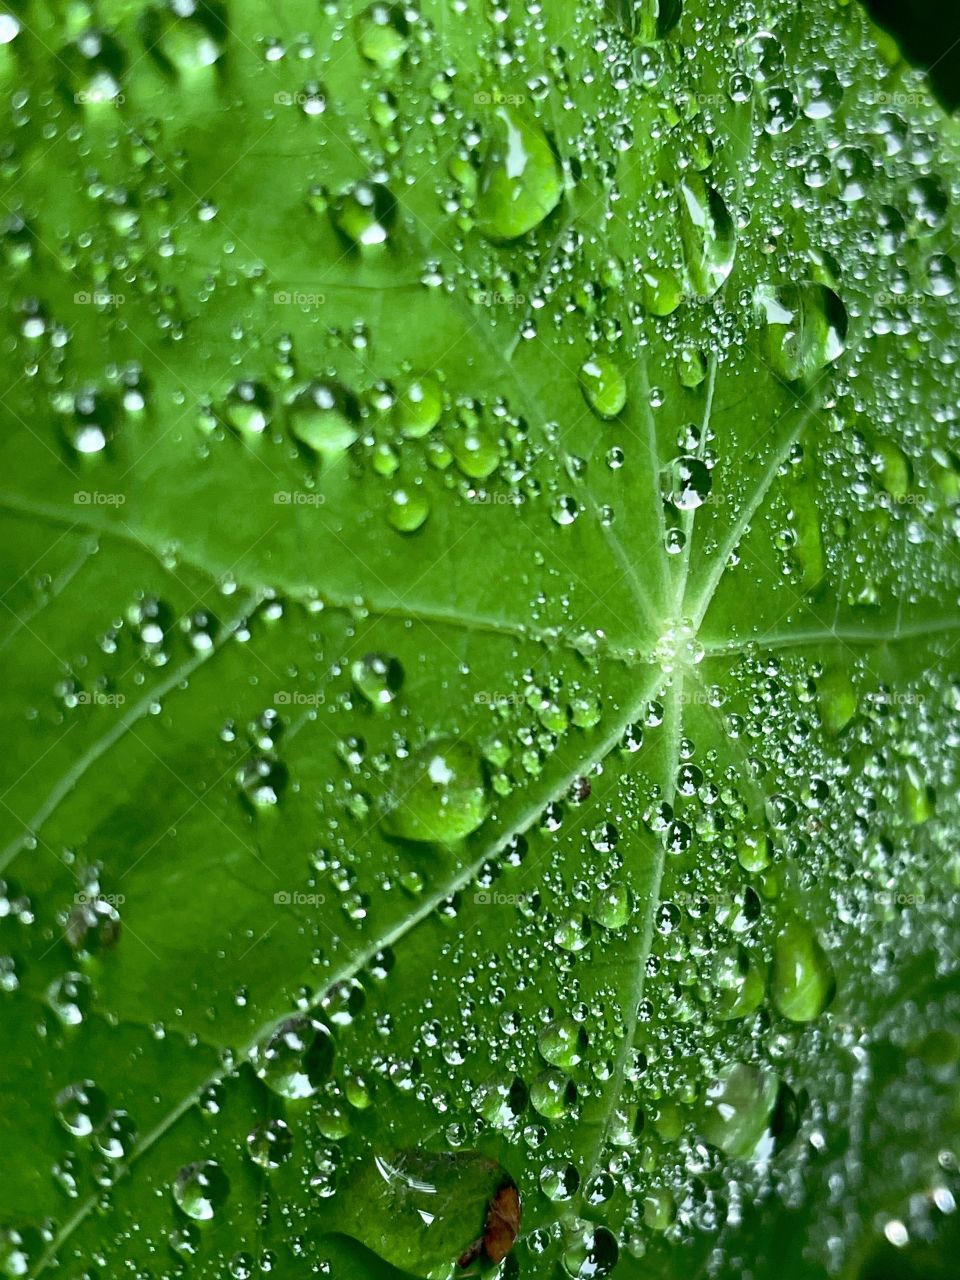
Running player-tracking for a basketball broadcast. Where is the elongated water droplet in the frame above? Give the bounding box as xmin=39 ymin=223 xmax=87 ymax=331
xmin=474 ymin=107 xmax=563 ymax=242
xmin=770 ymin=917 xmax=836 ymax=1022
xmin=677 ymin=173 xmax=736 ymax=298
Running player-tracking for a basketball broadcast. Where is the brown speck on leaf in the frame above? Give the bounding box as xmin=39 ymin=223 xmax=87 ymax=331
xmin=482 ymin=1182 xmax=521 ymax=1264
xmin=569 ymin=776 xmax=592 ymax=804
xmin=456 ymin=1181 xmax=521 ymax=1271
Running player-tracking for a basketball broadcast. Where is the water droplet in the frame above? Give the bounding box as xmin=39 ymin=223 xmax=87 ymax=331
xmin=641 ymin=264 xmax=682 ymax=316
xmin=394 ymin=375 xmax=443 ymax=438
xmin=590 ymin=881 xmax=632 ymax=930
xmin=540 ymin=1160 xmax=580 ymax=1202
xmin=94 ymin=1110 xmax=136 ymax=1160
xmin=251 ymin=1017 xmax=335 ymax=1098
xmin=579 ymin=357 xmax=627 ymax=419
xmin=388 ymin=486 xmax=430 ymax=532
xmin=677 ymin=173 xmax=736 ymax=298
xmin=46 ymin=971 xmax=92 ymax=1026
xmin=339 ymin=1150 xmax=520 ymax=1277
xmin=289 ymin=378 xmax=360 ymax=454
xmin=701 ymin=1062 xmax=795 ymax=1159
xmin=330 ymin=180 xmax=396 ymax=248
xmin=352 ymin=653 xmax=404 ymax=707
xmin=755 ymin=283 xmax=847 ymax=383
xmin=246 ymin=1117 xmax=293 ymax=1169
xmin=551 ymin=494 xmax=580 ymax=526
xmin=474 ymin=108 xmax=563 ymax=242
xmin=770 ymin=917 xmax=836 ymax=1022
xmin=356 ymin=3 xmax=409 ymax=71
xmin=172 ymin=1160 xmax=230 ymax=1221
xmin=539 ymin=1018 xmax=586 ymax=1068
xmin=562 ymin=1221 xmax=619 ymax=1279
xmin=383 ymin=738 xmax=489 ymax=843
xmin=224 ymin=379 xmax=272 ymax=438
xmin=663 ymin=455 xmax=711 ymax=510
xmin=55 ymin=1080 xmax=107 ymax=1136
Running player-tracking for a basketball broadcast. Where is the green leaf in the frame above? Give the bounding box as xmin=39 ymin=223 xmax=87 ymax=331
xmin=1 ymin=2 xmax=959 ymax=1279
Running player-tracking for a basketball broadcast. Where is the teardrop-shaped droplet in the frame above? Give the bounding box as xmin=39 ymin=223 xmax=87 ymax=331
xmin=474 ymin=107 xmax=563 ymax=242
xmin=579 ymin=357 xmax=627 ymax=419
xmin=677 ymin=173 xmax=736 ymax=298
xmin=770 ymin=917 xmax=836 ymax=1022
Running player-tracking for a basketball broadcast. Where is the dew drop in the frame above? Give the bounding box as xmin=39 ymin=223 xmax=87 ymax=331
xmin=474 ymin=107 xmax=563 ymax=242
xmin=172 ymin=1160 xmax=230 ymax=1222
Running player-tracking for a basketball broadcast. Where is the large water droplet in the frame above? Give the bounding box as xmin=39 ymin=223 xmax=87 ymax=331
xmin=330 ymin=180 xmax=396 ymax=248
xmin=251 ymin=1017 xmax=335 ymax=1098
xmin=579 ymin=357 xmax=627 ymax=419
xmin=755 ymin=283 xmax=847 ymax=383
xmin=355 ymin=3 xmax=409 ymax=71
xmin=677 ymin=173 xmax=736 ymax=298
xmin=474 ymin=108 xmax=563 ymax=242
xmin=289 ymin=379 xmax=360 ymax=454
xmin=246 ymin=1117 xmax=293 ymax=1169
xmin=172 ymin=1160 xmax=230 ymax=1221
xmin=383 ymin=738 xmax=489 ymax=843
xmin=770 ymin=917 xmax=836 ymax=1022
xmin=701 ymin=1063 xmax=796 ymax=1159
xmin=338 ymin=1150 xmax=520 ymax=1277
xmin=353 ymin=653 xmax=404 ymax=707
xmin=55 ymin=1080 xmax=107 ymax=1136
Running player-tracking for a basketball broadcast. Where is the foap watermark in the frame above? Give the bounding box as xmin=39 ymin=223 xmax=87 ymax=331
xmin=474 ymin=90 xmax=525 ymax=107
xmin=467 ymin=491 xmax=524 ymax=506
xmin=75 ymin=691 xmax=126 ymax=707
xmin=476 ymin=290 xmax=525 ymax=307
xmin=274 ymin=890 xmax=326 ymax=906
xmin=474 ymin=691 xmax=524 ymax=706
xmin=74 ymin=891 xmax=125 ymax=906
xmin=274 ymin=691 xmax=326 ymax=707
xmin=679 ymin=687 xmax=722 ymax=707
xmin=273 ymin=91 xmax=326 ymax=109
xmin=870 ymin=690 xmax=924 ymax=707
xmin=274 ymin=491 xmax=326 ymax=506
xmin=873 ymin=91 xmax=931 ymax=108
xmin=74 ymin=290 xmax=125 ymax=306
xmin=273 ymin=290 xmax=325 ymax=307
xmin=876 ymin=493 xmax=925 ymax=507
xmin=876 ymin=291 xmax=924 ymax=308
xmin=474 ymin=890 xmax=528 ymax=906
xmin=74 ymin=91 xmax=125 ymax=106
xmin=74 ymin=491 xmax=126 ymax=506
xmin=874 ymin=889 xmax=926 ymax=907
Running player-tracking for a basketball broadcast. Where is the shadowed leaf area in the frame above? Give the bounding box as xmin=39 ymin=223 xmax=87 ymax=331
xmin=861 ymin=0 xmax=960 ymax=111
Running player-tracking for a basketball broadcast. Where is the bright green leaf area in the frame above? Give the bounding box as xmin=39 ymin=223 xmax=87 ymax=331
xmin=1 ymin=2 xmax=960 ymax=1279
